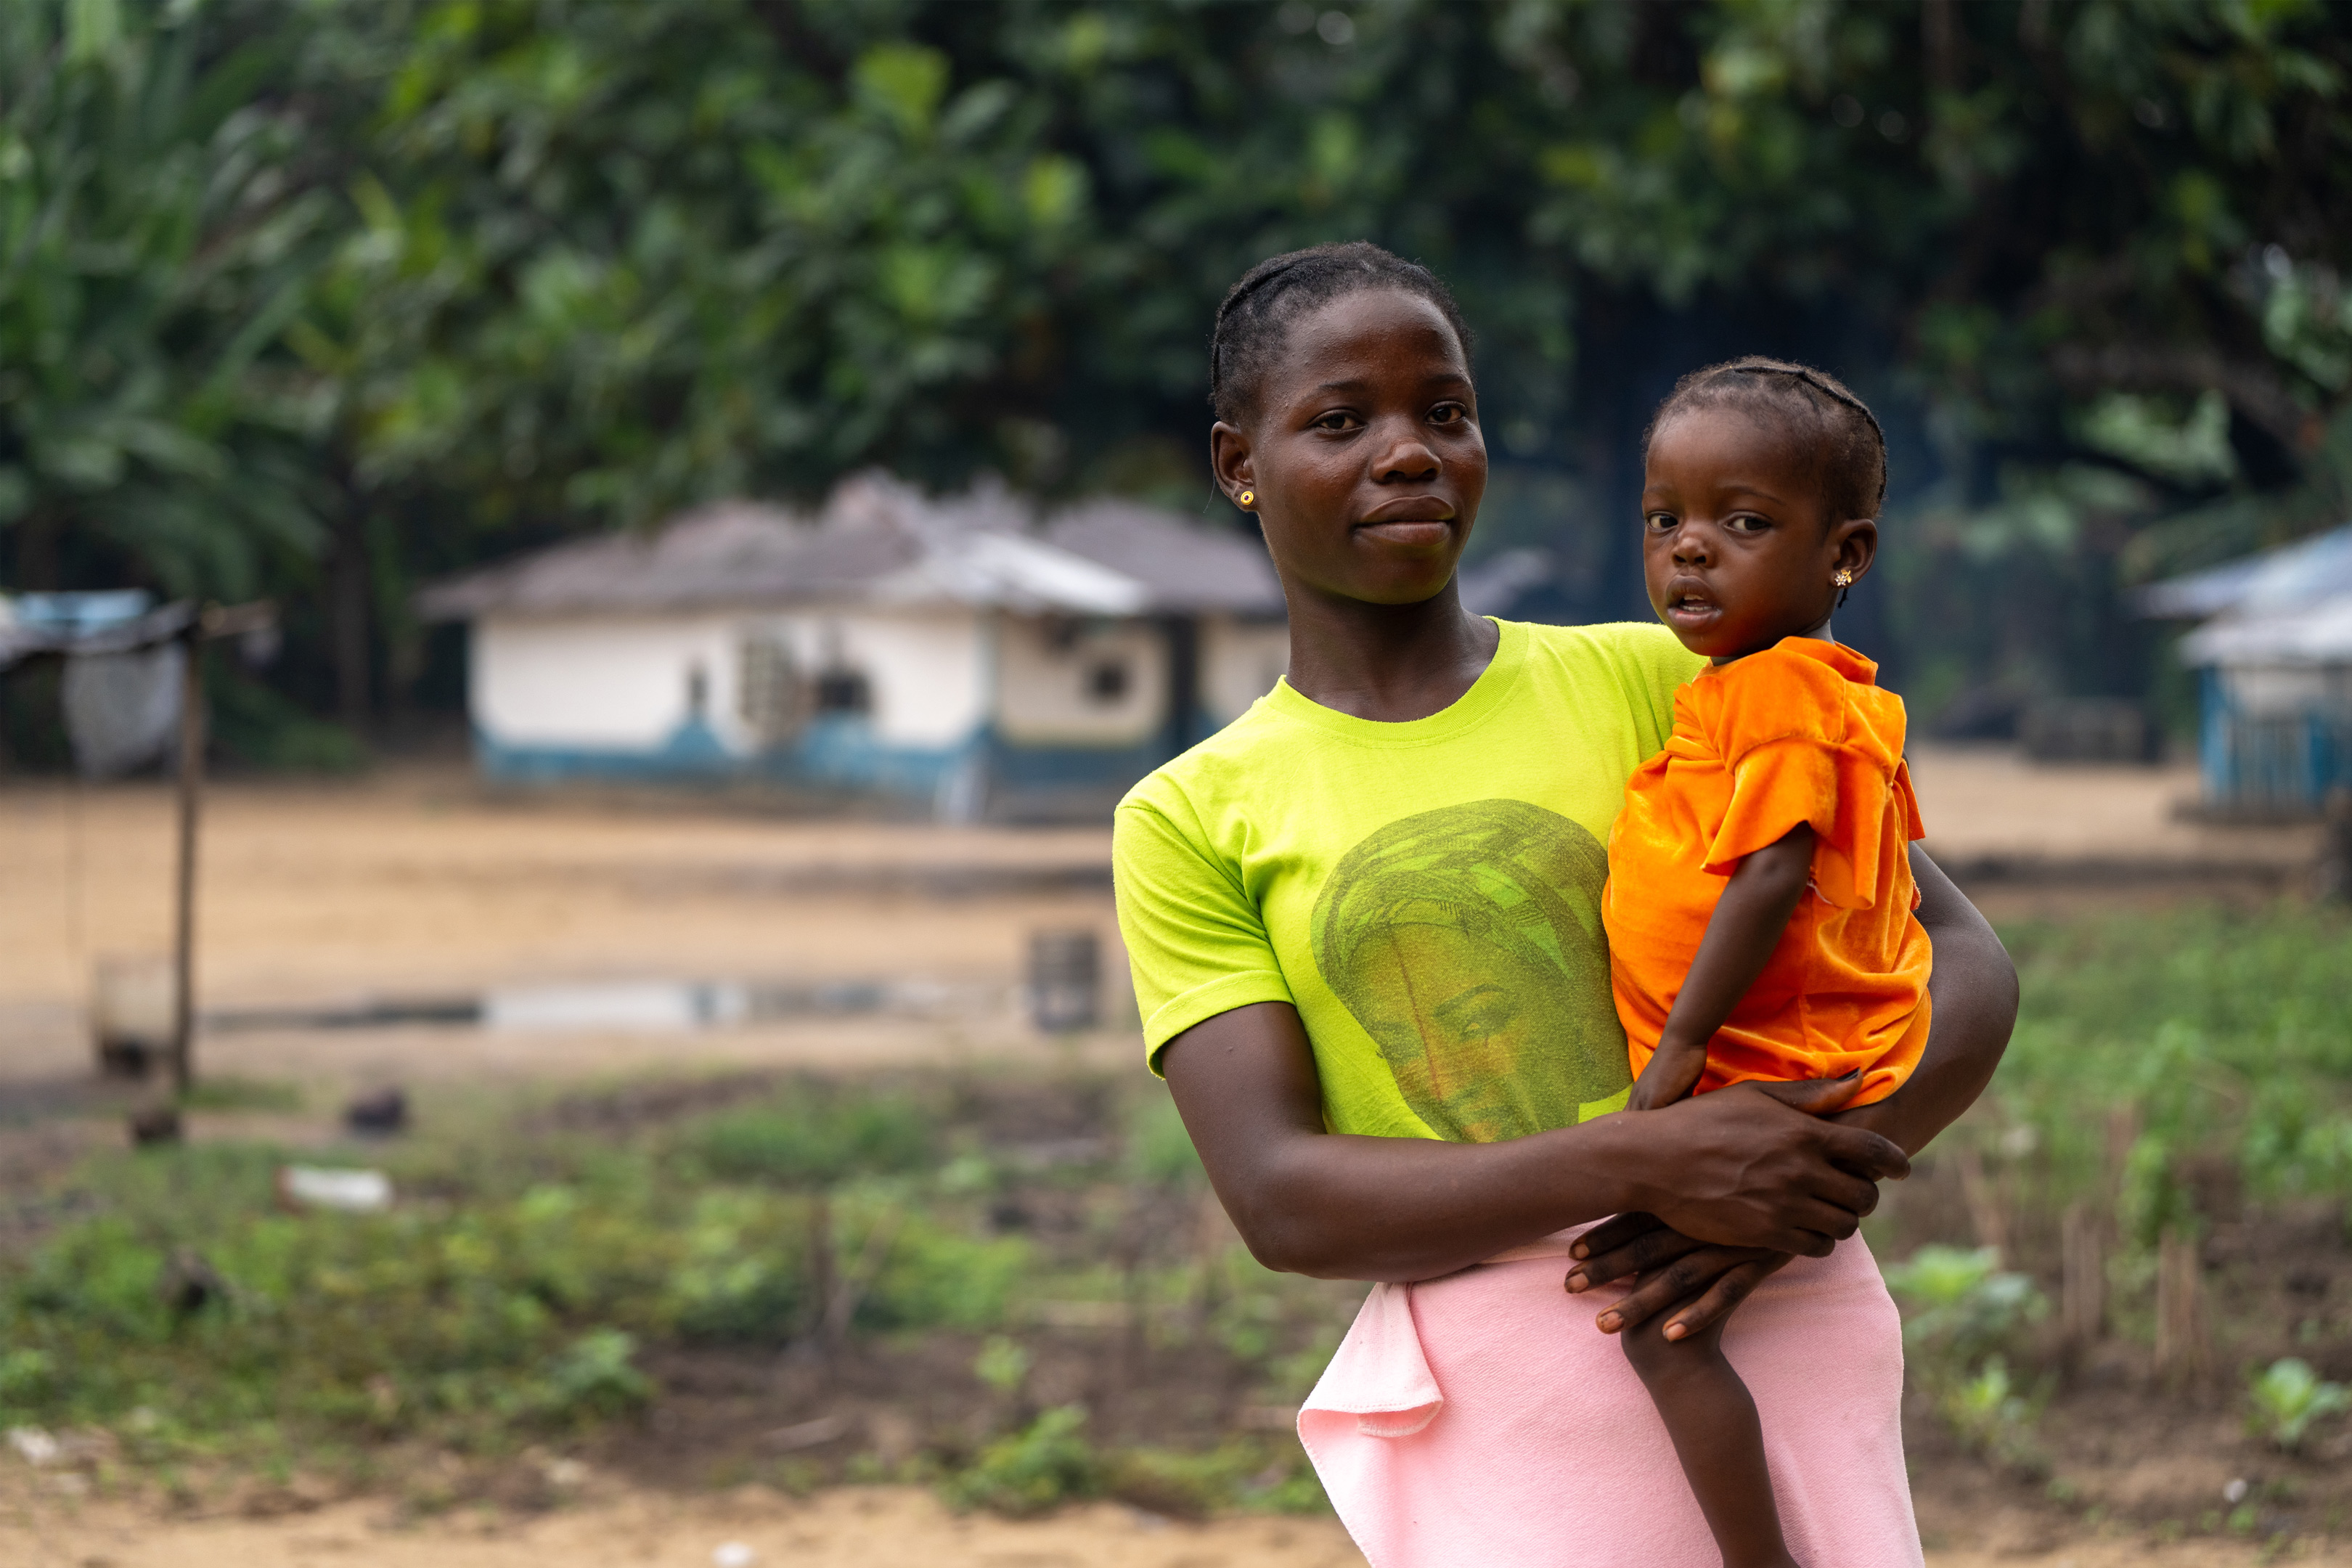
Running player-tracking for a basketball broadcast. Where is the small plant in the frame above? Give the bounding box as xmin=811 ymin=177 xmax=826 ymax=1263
xmin=693 ymin=1092 xmax=931 ymax=1185
xmin=1884 ymin=1244 xmax=2050 ymax=1463
xmin=539 ymin=1328 xmax=655 ymax=1422
xmin=1882 ymin=1245 xmax=2046 ymax=1374
xmin=1940 ymin=1355 xmax=2046 ymax=1472
xmin=973 ymin=1335 xmax=1032 ymax=1397
xmin=2247 ymin=1357 xmax=2349 ymax=1453
xmin=942 ymin=1405 xmax=1101 ymax=1517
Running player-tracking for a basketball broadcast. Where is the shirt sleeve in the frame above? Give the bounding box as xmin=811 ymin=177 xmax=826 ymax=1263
xmin=1602 ymin=621 xmax=1707 ymax=759
xmin=1113 ymin=793 xmax=1295 ymax=1074
xmin=1698 ymin=649 xmax=1895 ymax=910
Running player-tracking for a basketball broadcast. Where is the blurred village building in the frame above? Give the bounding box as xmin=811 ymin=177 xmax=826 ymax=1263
xmin=2142 ymin=523 xmax=2352 ymax=817
xmin=419 ymin=474 xmax=1288 ymax=820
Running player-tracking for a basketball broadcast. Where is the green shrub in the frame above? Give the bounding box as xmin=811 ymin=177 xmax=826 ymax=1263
xmin=1882 ymin=1245 xmax=2046 ymax=1373
xmin=539 ymin=1328 xmax=653 ymax=1421
xmin=2247 ymin=1357 xmax=2350 ymax=1453
xmin=972 ymin=1335 xmax=1031 ymax=1396
xmin=664 ymin=1190 xmax=809 ymax=1343
xmin=942 ymin=1405 xmax=1101 ymax=1516
xmin=861 ymin=1213 xmax=1030 ymax=1331
xmin=1883 ymin=1244 xmax=2048 ymax=1458
xmin=1939 ymin=1355 xmax=2046 ymax=1472
xmin=693 ymin=1092 xmax=932 ymax=1185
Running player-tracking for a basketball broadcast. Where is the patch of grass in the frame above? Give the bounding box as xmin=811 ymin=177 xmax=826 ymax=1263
xmin=688 ymin=1088 xmax=934 ymax=1185
xmin=1993 ymin=904 xmax=2352 ymax=1217
xmin=178 ymin=1076 xmax=306 ymax=1114
xmin=0 ymin=1071 xmax=1349 ymax=1498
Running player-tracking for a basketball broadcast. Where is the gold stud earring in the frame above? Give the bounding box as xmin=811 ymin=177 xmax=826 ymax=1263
xmin=1834 ymin=568 xmax=1854 ymax=587
xmin=1238 ymin=490 xmax=1254 ymax=507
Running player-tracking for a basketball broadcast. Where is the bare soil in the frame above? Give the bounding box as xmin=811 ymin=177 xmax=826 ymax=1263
xmin=6 ymin=1479 xmax=2351 ymax=1568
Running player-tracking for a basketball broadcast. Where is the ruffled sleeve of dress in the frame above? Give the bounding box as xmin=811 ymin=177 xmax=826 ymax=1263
xmin=1696 ymin=638 xmax=1913 ymax=911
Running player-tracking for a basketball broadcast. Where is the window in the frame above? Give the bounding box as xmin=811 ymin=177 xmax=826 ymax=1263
xmin=738 ymin=635 xmax=802 ymax=746
xmin=814 ymin=666 xmax=873 ymax=716
xmin=1085 ymin=658 xmax=1130 ymax=705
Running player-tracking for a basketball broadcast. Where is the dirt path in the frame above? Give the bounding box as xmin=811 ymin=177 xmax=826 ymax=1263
xmin=4 ymin=1482 xmax=2343 ymax=1568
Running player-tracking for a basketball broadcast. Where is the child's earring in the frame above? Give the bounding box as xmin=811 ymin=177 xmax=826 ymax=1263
xmin=1237 ymin=489 xmax=1254 ymax=508
xmin=1834 ymin=567 xmax=1854 ymax=608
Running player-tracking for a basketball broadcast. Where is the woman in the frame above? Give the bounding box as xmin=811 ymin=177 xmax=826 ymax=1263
xmin=1111 ymin=242 xmax=2017 ymax=1565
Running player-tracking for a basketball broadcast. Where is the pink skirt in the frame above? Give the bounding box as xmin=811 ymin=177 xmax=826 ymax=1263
xmin=1298 ymin=1227 xmax=1921 ymax=1568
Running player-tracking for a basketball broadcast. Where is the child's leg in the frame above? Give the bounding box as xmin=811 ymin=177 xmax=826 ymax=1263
xmin=1620 ymin=1311 xmax=1799 ymax=1568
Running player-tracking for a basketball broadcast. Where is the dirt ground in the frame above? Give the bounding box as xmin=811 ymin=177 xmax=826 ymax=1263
xmin=6 ymin=1481 xmax=2352 ymax=1568
xmin=0 ymin=748 xmax=2317 ymax=1079
xmin=0 ymin=753 xmax=2336 ymax=1567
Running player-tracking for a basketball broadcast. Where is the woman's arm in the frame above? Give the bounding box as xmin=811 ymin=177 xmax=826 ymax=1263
xmin=1826 ymin=844 xmax=2017 ymax=1155
xmin=1161 ymin=1000 xmax=1910 ymax=1283
xmin=1564 ymin=844 xmax=2019 ymax=1334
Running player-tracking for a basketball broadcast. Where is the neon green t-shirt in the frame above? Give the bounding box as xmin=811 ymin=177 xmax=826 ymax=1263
xmin=1114 ymin=619 xmax=1703 ymax=1144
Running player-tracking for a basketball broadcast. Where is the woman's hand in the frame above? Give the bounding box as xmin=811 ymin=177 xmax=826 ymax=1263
xmin=1565 ymin=846 xmax=2019 ymax=1338
xmin=1612 ymin=1075 xmax=1896 ymax=1253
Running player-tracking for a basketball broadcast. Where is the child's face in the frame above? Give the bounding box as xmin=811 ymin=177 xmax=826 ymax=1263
xmin=1211 ymin=290 xmax=1487 ymax=609
xmin=1640 ymin=407 xmax=1877 ymax=661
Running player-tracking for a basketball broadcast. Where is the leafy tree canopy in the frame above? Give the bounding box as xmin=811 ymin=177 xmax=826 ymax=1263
xmin=4 ymin=0 xmax=2348 ymax=732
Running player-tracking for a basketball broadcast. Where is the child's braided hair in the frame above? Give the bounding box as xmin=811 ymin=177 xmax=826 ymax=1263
xmin=1642 ymin=356 xmax=1887 ymax=523
xmin=1209 ymin=242 xmax=1473 ymax=425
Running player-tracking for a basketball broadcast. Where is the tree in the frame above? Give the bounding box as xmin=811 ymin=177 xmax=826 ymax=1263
xmin=14 ymin=0 xmax=2352 ymax=738
xmin=0 ymin=0 xmax=333 ymax=603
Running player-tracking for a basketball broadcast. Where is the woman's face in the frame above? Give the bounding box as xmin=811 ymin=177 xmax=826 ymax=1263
xmin=1344 ymin=921 xmax=1583 ymax=1140
xmin=1211 ymin=290 xmax=1488 ymax=608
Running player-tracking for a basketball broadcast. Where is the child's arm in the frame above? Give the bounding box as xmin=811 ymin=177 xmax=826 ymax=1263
xmin=1627 ymin=823 xmax=1816 ymax=1111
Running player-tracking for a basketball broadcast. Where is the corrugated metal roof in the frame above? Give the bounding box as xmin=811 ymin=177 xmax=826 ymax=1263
xmin=2137 ymin=522 xmax=2352 ymax=618
xmin=2181 ymin=590 xmax=2352 ymax=666
xmin=1042 ymin=499 xmax=1283 ymax=613
xmin=417 ymin=475 xmax=1284 ymax=621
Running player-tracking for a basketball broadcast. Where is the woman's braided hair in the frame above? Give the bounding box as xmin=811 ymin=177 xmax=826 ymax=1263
xmin=1209 ymin=241 xmax=1473 ymax=425
xmin=1642 ymin=356 xmax=1887 ymax=523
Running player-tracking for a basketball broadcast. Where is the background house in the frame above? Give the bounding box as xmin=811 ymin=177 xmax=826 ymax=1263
xmin=418 ymin=475 xmax=1287 ymax=820
xmin=2141 ymin=523 xmax=2352 ymax=817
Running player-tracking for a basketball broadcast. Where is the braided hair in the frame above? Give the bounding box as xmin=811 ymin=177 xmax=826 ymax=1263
xmin=1642 ymin=356 xmax=1887 ymax=524
xmin=1209 ymin=242 xmax=1473 ymax=425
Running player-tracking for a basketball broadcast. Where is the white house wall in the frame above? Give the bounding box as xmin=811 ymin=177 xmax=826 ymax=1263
xmin=475 ymin=609 xmax=986 ymax=758
xmin=730 ymin=609 xmax=984 ymax=748
xmin=995 ymin=616 xmax=1167 ymax=746
xmin=846 ymin=611 xmax=982 ymax=748
xmin=2219 ymin=663 xmax=2340 ymax=719
xmin=1201 ymin=616 xmax=1290 ymax=726
xmin=476 ymin=614 xmax=748 ymax=751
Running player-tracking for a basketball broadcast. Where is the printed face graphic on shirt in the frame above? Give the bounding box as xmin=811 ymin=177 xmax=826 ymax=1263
xmin=1310 ymin=799 xmax=1631 ymax=1142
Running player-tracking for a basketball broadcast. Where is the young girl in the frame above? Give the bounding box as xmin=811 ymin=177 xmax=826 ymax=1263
xmin=1602 ymin=357 xmax=1933 ymax=1568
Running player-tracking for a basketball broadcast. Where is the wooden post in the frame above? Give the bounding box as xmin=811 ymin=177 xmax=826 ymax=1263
xmin=2059 ymin=1201 xmax=2106 ymax=1350
xmin=169 ymin=625 xmax=205 ymax=1098
xmin=2154 ymin=1226 xmax=2210 ymax=1384
xmin=1954 ymin=1146 xmax=2009 ymax=1262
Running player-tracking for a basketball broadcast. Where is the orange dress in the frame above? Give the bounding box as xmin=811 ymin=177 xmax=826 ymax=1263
xmin=1602 ymin=637 xmax=1931 ymax=1106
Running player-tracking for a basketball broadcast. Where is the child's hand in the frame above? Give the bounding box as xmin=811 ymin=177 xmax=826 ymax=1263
xmin=1628 ymin=1037 xmax=1707 ymax=1110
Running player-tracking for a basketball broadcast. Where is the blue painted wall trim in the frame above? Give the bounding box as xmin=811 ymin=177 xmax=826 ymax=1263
xmin=475 ymin=715 xmax=1179 ymax=808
